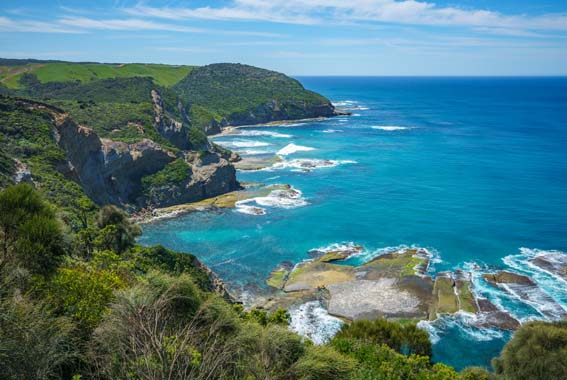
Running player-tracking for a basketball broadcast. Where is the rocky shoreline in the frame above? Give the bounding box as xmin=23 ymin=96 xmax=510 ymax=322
xmin=256 ymin=245 xmax=567 ymax=333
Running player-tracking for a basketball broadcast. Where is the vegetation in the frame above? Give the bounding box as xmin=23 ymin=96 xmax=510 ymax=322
xmin=0 ymin=183 xmax=565 ymax=379
xmin=492 ymin=320 xmax=567 ymax=380
xmin=0 ymin=61 xmax=194 ymax=88
xmin=174 ymin=63 xmax=332 ymax=129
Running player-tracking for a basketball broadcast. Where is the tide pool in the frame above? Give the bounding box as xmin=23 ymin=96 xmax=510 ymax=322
xmin=139 ymin=77 xmax=567 ymax=370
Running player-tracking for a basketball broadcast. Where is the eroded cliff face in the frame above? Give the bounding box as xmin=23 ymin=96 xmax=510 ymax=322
xmin=18 ymin=98 xmax=239 ymax=210
xmin=58 ymin=118 xmax=238 ymax=208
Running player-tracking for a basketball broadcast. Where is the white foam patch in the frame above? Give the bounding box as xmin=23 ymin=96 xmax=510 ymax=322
xmin=420 ymin=312 xmax=506 ymax=345
xmin=233 ymin=130 xmax=292 ymax=138
xmin=311 ymin=242 xmax=360 ymax=255
xmin=277 ymin=143 xmax=316 ymax=156
xmin=218 ymin=140 xmax=272 ymax=149
xmin=266 ymin=158 xmax=357 ymax=172
xmin=234 ymin=186 xmax=308 ymax=216
xmin=372 ymin=126 xmax=412 ymax=131
xmin=322 ymin=129 xmax=343 ymax=133
xmin=238 ymin=149 xmax=273 ymax=155
xmin=289 ymin=301 xmax=344 ymax=345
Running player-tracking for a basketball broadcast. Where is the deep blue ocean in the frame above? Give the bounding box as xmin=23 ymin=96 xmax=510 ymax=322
xmin=140 ymin=77 xmax=567 ymax=370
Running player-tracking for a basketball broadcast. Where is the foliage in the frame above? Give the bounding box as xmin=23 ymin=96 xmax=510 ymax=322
xmin=0 ymin=296 xmax=79 ymax=380
xmin=0 ymin=183 xmax=66 ymax=276
xmin=174 ymin=63 xmax=332 ymax=129
xmin=460 ymin=366 xmax=491 ymax=380
xmin=141 ymin=158 xmax=190 ymax=188
xmin=334 ymin=318 xmax=432 ymax=357
xmin=49 ymin=260 xmax=127 ymax=330
xmin=332 ymin=338 xmax=458 ymax=380
xmin=0 ymin=96 xmax=93 ymax=227
xmin=492 ymin=320 xmax=567 ymax=380
xmin=293 ymin=344 xmax=356 ymax=380
xmin=95 ymin=205 xmax=141 ymax=254
xmin=125 ymin=245 xmax=213 ymax=290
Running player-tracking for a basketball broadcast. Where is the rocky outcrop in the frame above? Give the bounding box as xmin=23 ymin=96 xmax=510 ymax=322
xmin=143 ymin=151 xmax=240 ymax=208
xmin=151 ymin=89 xmax=192 ymax=150
xmin=56 ymin=115 xmax=177 ymax=206
xmin=11 ymin=98 xmax=239 ymax=210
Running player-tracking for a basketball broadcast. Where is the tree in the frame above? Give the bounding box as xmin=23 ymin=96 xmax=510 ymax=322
xmin=461 ymin=366 xmax=491 ymax=380
xmin=95 ymin=205 xmax=141 ymax=254
xmin=492 ymin=320 xmax=567 ymax=380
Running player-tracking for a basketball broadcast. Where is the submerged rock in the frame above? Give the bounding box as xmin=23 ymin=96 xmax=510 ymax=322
xmin=483 ymin=271 xmax=535 ymax=286
xmin=529 ymin=252 xmax=567 ymax=281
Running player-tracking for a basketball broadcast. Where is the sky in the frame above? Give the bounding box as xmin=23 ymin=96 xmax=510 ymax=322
xmin=1 ymin=0 xmax=566 ymax=75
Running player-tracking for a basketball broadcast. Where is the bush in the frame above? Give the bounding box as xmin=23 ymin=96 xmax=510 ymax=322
xmin=95 ymin=205 xmax=141 ymax=254
xmin=492 ymin=320 xmax=567 ymax=380
xmin=334 ymin=319 xmax=432 ymax=357
xmin=461 ymin=366 xmax=491 ymax=380
xmin=0 ymin=296 xmax=79 ymax=380
xmin=293 ymin=345 xmax=356 ymax=380
xmin=0 ymin=183 xmax=66 ymax=276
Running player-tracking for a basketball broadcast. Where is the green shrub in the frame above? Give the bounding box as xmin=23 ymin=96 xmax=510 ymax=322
xmin=0 ymin=296 xmax=79 ymax=380
xmin=492 ymin=320 xmax=567 ymax=380
xmin=334 ymin=318 xmax=432 ymax=357
xmin=95 ymin=205 xmax=141 ymax=254
xmin=293 ymin=345 xmax=356 ymax=380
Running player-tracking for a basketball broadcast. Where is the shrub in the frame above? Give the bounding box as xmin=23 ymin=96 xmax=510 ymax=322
xmin=95 ymin=205 xmax=141 ymax=254
xmin=293 ymin=345 xmax=356 ymax=380
xmin=0 ymin=296 xmax=79 ymax=380
xmin=492 ymin=320 xmax=567 ymax=380
xmin=334 ymin=319 xmax=432 ymax=357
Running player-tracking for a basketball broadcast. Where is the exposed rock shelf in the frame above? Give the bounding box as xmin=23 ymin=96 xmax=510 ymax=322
xmin=263 ymin=246 xmax=523 ymax=331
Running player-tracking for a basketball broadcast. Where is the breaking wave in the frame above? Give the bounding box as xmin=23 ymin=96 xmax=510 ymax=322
xmin=234 ymin=186 xmax=308 ymax=216
xmin=289 ymin=301 xmax=344 ymax=345
xmin=233 ymin=130 xmax=292 ymax=138
xmin=371 ymin=125 xmax=412 ymax=131
xmin=267 ymin=158 xmax=357 ymax=172
xmin=277 ymin=143 xmax=316 ymax=156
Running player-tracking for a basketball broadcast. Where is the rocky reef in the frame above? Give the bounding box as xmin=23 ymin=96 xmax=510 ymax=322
xmin=262 ymin=246 xmax=524 ymax=331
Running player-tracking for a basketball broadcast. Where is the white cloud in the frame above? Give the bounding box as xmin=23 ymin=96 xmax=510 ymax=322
xmin=123 ymin=1 xmax=567 ymax=32
xmin=0 ymin=16 xmax=83 ymax=33
xmin=58 ymin=16 xmax=207 ymax=33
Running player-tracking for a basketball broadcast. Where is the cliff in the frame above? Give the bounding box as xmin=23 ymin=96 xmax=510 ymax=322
xmin=0 ymin=96 xmax=239 ymax=210
xmin=0 ymin=60 xmax=339 ymax=210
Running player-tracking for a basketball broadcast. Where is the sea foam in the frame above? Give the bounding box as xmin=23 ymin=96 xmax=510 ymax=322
xmin=235 ymin=186 xmax=308 ymax=216
xmin=371 ymin=125 xmax=412 ymax=131
xmin=289 ymin=301 xmax=344 ymax=345
xmin=277 ymin=143 xmax=316 ymax=156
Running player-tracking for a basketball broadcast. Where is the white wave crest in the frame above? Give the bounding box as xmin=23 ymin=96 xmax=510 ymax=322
xmin=322 ymin=129 xmax=343 ymax=133
xmin=267 ymin=158 xmax=357 ymax=172
xmin=277 ymin=143 xmax=316 ymax=156
xmin=372 ymin=125 xmax=412 ymax=131
xmin=219 ymin=140 xmax=272 ymax=149
xmin=234 ymin=130 xmax=292 ymax=138
xmin=234 ymin=186 xmax=308 ymax=216
xmin=289 ymin=301 xmax=344 ymax=345
xmin=421 ymin=312 xmax=506 ymax=345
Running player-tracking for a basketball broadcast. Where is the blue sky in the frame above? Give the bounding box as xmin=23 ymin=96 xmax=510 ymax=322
xmin=1 ymin=0 xmax=566 ymax=75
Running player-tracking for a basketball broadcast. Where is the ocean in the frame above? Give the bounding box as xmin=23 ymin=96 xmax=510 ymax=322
xmin=139 ymin=77 xmax=567 ymax=370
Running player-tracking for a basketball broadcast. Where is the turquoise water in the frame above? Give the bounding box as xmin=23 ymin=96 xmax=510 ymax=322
xmin=140 ymin=77 xmax=567 ymax=370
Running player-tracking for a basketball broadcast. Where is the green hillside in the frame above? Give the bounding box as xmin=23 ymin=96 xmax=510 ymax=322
xmin=0 ymin=61 xmax=194 ymax=88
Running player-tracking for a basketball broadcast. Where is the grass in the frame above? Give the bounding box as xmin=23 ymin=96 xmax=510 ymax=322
xmin=0 ymin=63 xmax=195 ymax=88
